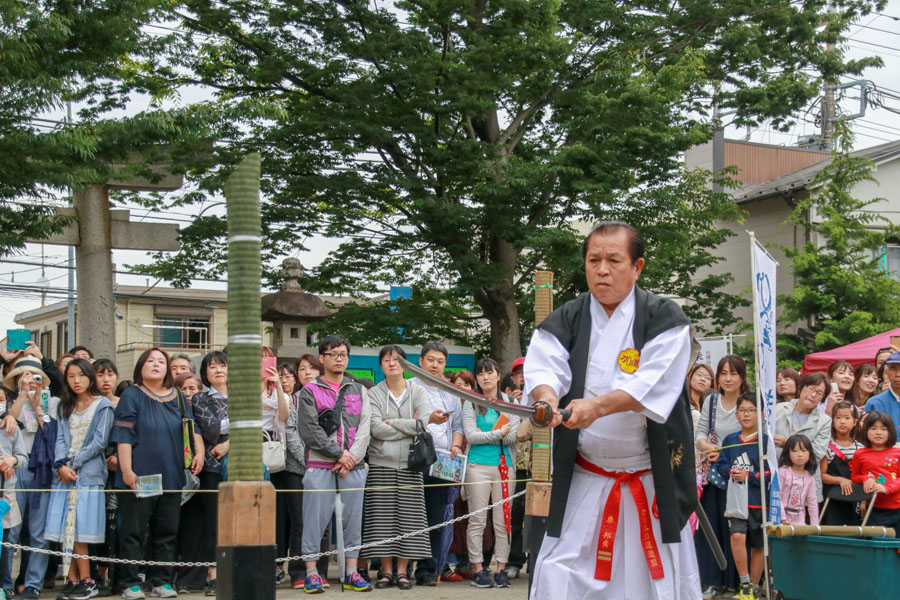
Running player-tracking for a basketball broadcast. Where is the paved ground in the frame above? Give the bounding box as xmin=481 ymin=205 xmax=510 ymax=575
xmin=169 ymin=578 xmax=525 ymax=599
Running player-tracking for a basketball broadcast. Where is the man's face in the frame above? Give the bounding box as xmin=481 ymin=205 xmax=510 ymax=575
xmin=419 ymin=350 xmax=447 ymax=378
xmin=170 ymin=358 xmax=192 ymax=377
xmin=512 ymin=368 xmax=524 ymax=388
xmin=886 ymin=363 xmax=900 ymax=392
xmin=320 ymin=344 xmax=348 ymax=376
xmin=584 ymin=230 xmax=644 ymax=312
xmin=73 ymin=349 xmax=91 ymax=361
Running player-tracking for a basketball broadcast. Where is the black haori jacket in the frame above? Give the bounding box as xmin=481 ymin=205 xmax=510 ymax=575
xmin=538 ymin=286 xmax=698 ymax=544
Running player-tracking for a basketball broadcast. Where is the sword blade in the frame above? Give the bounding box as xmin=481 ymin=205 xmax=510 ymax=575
xmin=696 ymin=502 xmax=727 ymax=571
xmin=398 ymin=356 xmax=537 ymax=421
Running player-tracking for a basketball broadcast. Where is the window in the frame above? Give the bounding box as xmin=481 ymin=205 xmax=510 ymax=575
xmin=40 ymin=331 xmax=52 ymax=359
xmin=56 ymin=321 xmax=68 ymax=358
xmin=879 ymin=245 xmax=900 ymax=281
xmin=151 ymin=317 xmax=211 ymax=350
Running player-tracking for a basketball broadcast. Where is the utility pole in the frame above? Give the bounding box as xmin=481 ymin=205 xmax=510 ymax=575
xmin=821 ymin=3 xmax=836 ymax=149
xmin=66 ymin=104 xmax=76 ymax=350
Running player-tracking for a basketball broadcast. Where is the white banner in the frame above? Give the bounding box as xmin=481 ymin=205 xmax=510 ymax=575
xmin=697 ymin=338 xmax=729 ymax=371
xmin=751 ymin=238 xmax=780 ymax=524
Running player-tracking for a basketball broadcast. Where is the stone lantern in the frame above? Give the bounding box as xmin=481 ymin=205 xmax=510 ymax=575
xmin=261 ymin=258 xmax=332 ymax=358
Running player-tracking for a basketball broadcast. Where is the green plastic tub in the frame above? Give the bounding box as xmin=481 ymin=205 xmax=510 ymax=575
xmin=770 ymin=535 xmax=900 ymax=599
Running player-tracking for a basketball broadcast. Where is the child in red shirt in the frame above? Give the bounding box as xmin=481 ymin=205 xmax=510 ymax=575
xmin=851 ymin=411 xmax=900 ymax=528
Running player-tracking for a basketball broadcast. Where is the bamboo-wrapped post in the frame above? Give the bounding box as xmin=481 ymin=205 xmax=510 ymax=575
xmin=526 ymin=270 xmax=554 ymax=515
xmin=525 ymin=271 xmax=554 ymax=594
xmin=217 ymin=153 xmax=276 ymax=600
xmin=767 ymin=524 xmax=896 ymax=538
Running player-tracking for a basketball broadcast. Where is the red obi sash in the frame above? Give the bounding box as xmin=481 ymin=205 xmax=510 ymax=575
xmin=575 ymin=453 xmax=665 ymax=581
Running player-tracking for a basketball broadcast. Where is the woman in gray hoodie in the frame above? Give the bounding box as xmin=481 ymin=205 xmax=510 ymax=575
xmin=361 ymin=345 xmax=433 ymax=590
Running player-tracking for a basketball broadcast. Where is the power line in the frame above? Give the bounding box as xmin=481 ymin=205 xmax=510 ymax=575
xmin=851 ymin=23 xmax=900 ymax=37
xmin=0 ymin=258 xmax=224 ymax=283
xmin=873 ymin=11 xmax=900 ymax=22
xmin=848 ymin=38 xmax=900 ymax=53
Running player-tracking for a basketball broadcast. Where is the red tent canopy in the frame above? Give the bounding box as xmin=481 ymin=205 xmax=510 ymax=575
xmin=802 ymin=328 xmax=900 ymax=373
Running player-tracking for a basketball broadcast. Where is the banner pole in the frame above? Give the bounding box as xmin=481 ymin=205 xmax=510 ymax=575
xmin=749 ymin=231 xmax=774 ymax=600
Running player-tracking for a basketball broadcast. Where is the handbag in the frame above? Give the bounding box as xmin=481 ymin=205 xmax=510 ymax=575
xmin=262 ymin=428 xmax=286 ymax=474
xmin=697 ymin=394 xmax=720 ymax=488
xmin=724 ymin=479 xmax=749 ymax=519
xmin=176 ymin=389 xmax=195 ymax=469
xmin=408 ymin=421 xmax=437 ymax=474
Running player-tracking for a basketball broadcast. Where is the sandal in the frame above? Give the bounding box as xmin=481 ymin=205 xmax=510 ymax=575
xmin=375 ymin=576 xmax=394 ymax=589
xmin=395 ymin=575 xmax=413 ymax=590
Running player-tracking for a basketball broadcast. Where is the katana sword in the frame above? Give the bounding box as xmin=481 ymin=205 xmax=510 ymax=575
xmin=398 ymin=356 xmax=570 ymax=425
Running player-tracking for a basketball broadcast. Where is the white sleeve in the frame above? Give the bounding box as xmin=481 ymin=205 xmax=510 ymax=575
xmin=618 ymin=325 xmax=692 ymax=424
xmin=523 ymin=329 xmax=572 ymax=406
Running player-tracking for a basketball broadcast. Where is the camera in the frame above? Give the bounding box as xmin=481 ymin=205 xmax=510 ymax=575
xmin=32 ymin=373 xmax=42 ymax=384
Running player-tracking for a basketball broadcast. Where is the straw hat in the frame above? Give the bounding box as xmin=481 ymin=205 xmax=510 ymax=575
xmin=2 ymin=357 xmax=49 ymax=390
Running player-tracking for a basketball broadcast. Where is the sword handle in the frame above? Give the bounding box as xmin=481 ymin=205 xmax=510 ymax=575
xmin=532 ymin=401 xmax=572 ymax=426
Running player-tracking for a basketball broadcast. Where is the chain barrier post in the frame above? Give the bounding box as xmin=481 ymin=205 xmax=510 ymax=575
xmin=218 ymin=153 xmax=277 ymax=600
xmin=525 ymin=270 xmax=554 ymax=593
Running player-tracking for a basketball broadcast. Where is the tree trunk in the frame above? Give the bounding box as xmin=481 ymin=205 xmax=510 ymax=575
xmin=485 ymin=284 xmax=521 ymax=374
xmin=476 ymin=237 xmax=522 ymax=373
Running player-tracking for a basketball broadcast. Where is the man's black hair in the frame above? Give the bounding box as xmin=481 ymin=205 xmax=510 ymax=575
xmin=68 ymin=345 xmax=94 ymax=359
xmin=736 ymin=391 xmax=758 ymax=409
xmin=318 ymin=335 xmax=350 ymax=356
xmin=420 ymin=341 xmax=448 ymax=360
xmin=500 ymin=372 xmax=519 ymax=393
xmin=581 ymin=221 xmax=644 ymax=264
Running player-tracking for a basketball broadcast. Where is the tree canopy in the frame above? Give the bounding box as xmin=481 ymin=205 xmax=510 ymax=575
xmin=0 ymin=0 xmax=216 ymax=253
xmin=6 ymin=0 xmax=887 ymax=366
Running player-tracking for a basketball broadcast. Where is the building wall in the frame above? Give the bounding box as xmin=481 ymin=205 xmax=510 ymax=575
xmin=723 ymin=141 xmax=827 ymax=185
xmin=696 ymin=195 xmax=799 ymax=329
xmin=698 ymin=158 xmax=900 ymax=332
xmin=15 ymin=294 xmax=271 ymax=377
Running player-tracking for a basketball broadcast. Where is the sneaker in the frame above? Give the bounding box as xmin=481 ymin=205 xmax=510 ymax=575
xmin=342 ymin=573 xmax=372 ymax=593
xmin=471 ymin=570 xmax=493 ymax=589
xmin=14 ymin=588 xmax=41 ymax=599
xmin=291 ymin=579 xmax=305 ymax=590
xmin=95 ymin=581 xmax=111 ymax=598
xmin=148 ymin=587 xmax=176 ymax=599
xmin=737 ymin=583 xmax=756 ymax=600
xmin=493 ymin=570 xmax=510 ymax=588
xmin=506 ymin=566 xmax=520 ymax=579
xmin=303 ymin=575 xmax=325 ymax=595
xmin=69 ymin=580 xmax=99 ymax=600
xmin=121 ymin=587 xmax=145 ymax=600
xmin=57 ymin=582 xmax=78 ymax=600
xmin=701 ymin=586 xmax=718 ymax=599
xmin=275 ymin=568 xmax=285 ymax=585
xmin=439 ymin=568 xmax=463 ymax=583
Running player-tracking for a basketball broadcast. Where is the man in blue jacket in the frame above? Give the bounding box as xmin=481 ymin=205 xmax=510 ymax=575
xmin=865 ymin=351 xmax=900 ymax=439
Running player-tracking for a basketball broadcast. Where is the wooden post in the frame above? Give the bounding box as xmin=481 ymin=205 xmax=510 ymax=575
xmin=217 ymin=154 xmax=276 ymax=600
xmin=527 ymin=270 xmax=554 ymax=514
xmin=525 ymin=271 xmax=554 ymax=593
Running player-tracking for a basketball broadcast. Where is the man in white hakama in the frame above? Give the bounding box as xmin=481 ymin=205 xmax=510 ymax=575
xmin=524 ymin=222 xmax=701 ymax=600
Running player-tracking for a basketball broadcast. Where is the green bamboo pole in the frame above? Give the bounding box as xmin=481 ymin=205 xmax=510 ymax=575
xmin=225 ymin=153 xmax=263 ymax=481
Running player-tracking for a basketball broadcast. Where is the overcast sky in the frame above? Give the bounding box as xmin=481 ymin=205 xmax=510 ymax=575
xmin=3 ymin=3 xmax=900 ymax=343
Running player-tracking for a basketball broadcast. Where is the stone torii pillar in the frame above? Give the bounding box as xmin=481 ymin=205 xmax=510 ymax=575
xmin=27 ymin=167 xmax=182 ymax=360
